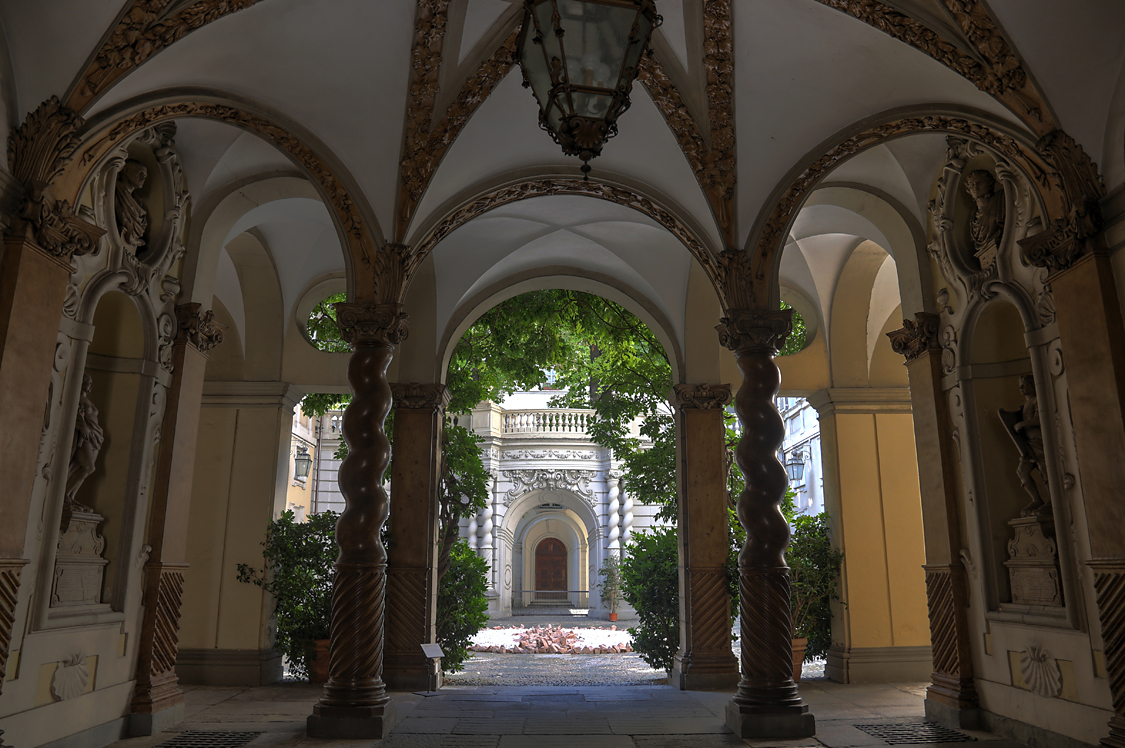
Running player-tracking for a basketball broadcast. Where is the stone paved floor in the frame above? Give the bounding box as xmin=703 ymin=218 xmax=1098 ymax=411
xmin=107 ymin=680 xmax=1026 ymax=748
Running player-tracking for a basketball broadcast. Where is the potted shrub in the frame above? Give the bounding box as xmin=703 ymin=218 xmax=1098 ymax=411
xmin=786 ymin=509 xmax=844 ymax=681
xmin=598 ymin=554 xmax=624 ymax=622
xmin=237 ymin=509 xmax=338 ymax=681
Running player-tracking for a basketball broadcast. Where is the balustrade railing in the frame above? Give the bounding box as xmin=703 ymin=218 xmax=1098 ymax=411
xmin=501 ymin=409 xmax=593 ymax=436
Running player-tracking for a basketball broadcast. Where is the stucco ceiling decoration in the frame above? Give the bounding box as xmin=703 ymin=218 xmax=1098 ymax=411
xmin=55 ymin=101 xmax=385 ymax=301
xmin=414 ymin=176 xmax=722 ymax=302
xmin=749 ymin=114 xmax=1103 ymax=304
xmin=65 ymin=0 xmax=265 ymax=115
xmin=397 ymin=0 xmax=518 ymax=240
xmin=814 ymin=0 xmax=1053 ymax=135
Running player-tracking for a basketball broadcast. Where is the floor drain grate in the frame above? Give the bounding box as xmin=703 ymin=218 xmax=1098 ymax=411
xmin=155 ymin=731 xmax=263 ymax=748
xmin=854 ymin=722 xmax=977 ymax=744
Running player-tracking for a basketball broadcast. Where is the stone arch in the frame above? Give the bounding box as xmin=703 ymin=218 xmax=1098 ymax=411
xmin=404 ymin=172 xmax=725 ymax=305
xmin=430 ymin=267 xmax=686 ymax=387
xmin=58 ymin=90 xmax=382 ymax=301
xmin=748 ymin=107 xmax=1089 ymax=308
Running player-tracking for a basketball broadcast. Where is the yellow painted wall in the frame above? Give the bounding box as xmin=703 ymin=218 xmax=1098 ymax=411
xmin=832 ymin=412 xmax=930 ymax=650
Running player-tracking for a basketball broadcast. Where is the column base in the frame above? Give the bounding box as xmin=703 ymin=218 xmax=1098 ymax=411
xmin=925 ymin=698 xmax=981 ymax=730
xmin=383 ymin=660 xmax=441 ymax=692
xmin=307 ymin=701 xmax=397 ymax=740
xmin=671 ymin=653 xmax=740 ymax=690
xmin=128 ymin=702 xmax=185 ymax=737
xmin=726 ymin=701 xmax=816 ymax=739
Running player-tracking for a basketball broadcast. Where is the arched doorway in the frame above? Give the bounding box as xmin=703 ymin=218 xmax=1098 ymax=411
xmin=534 ymin=537 xmax=567 ymax=603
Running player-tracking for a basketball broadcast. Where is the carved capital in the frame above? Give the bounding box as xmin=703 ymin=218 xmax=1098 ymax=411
xmin=887 ymin=312 xmax=940 ymax=363
xmin=670 ymin=383 xmax=732 ymax=410
xmin=8 ymin=97 xmax=82 ymax=187
xmin=333 ymin=302 xmax=409 ymax=347
xmin=18 ymin=186 xmax=105 ymax=263
xmin=175 ymin=303 xmax=224 ymax=352
xmin=716 ymin=309 xmax=792 ymax=355
xmin=391 ymin=383 xmax=450 ymax=411
xmin=717 ymin=249 xmax=756 ymax=310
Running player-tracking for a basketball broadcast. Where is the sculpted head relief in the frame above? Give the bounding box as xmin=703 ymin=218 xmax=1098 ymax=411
xmin=115 ymin=158 xmax=149 ymax=251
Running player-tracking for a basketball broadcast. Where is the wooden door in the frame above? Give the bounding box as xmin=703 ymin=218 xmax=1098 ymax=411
xmin=535 ymin=538 xmax=567 ymax=596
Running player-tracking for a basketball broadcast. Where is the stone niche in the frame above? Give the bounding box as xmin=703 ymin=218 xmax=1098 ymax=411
xmin=1004 ymin=516 xmax=1062 ymax=607
xmin=51 ymin=510 xmax=109 ymax=607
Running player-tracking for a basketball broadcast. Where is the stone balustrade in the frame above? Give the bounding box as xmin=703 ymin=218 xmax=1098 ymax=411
xmin=501 ymin=409 xmax=593 ymax=438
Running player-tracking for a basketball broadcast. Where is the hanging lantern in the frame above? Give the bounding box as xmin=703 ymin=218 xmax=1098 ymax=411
xmin=517 ymin=0 xmax=661 ymax=178
xmin=784 ymin=451 xmax=806 ymax=484
xmin=294 ymin=446 xmax=313 ymax=480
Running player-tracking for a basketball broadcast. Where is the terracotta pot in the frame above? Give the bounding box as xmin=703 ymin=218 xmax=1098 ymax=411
xmin=791 ymin=637 xmax=808 ymax=682
xmin=308 ymin=639 xmax=331 ymax=683
xmin=609 ymin=612 xmax=618 ymax=621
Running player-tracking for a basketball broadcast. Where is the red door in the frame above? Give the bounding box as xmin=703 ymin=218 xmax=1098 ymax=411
xmin=535 ymin=538 xmax=567 ymax=600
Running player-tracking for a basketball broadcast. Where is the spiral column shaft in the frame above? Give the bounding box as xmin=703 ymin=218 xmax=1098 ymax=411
xmin=719 ymin=309 xmax=814 ymax=739
xmin=309 ymin=304 xmax=408 ymax=740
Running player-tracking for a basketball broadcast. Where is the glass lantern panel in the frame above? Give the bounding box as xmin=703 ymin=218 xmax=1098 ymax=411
xmin=521 ymin=31 xmax=553 ymax=108
xmin=571 ymin=90 xmax=614 ymax=119
xmin=556 ymin=0 xmax=636 ymax=91
xmin=622 ymin=11 xmax=654 ymax=76
xmin=534 ymin=1 xmax=567 ymax=84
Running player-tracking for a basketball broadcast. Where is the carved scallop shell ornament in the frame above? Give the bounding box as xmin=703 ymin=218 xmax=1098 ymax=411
xmin=51 ymin=653 xmax=89 ymax=701
xmin=1020 ymin=644 xmax=1061 ymax=698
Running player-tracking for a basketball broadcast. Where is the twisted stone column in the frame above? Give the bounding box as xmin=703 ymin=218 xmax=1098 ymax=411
xmin=308 ymin=303 xmax=408 ymax=740
xmin=607 ymin=478 xmax=621 ymax=555
xmin=619 ymin=483 xmax=633 ymax=550
xmin=720 ymin=310 xmax=815 ymax=738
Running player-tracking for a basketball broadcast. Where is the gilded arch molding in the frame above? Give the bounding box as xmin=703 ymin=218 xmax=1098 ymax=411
xmin=409 ymin=175 xmax=726 ymax=305
xmin=66 ymin=0 xmax=267 ymax=114
xmin=744 ymin=111 xmax=1104 ymax=307
xmin=11 ymin=93 xmax=390 ymax=302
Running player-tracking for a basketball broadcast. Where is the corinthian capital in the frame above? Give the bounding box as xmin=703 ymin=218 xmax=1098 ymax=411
xmin=333 ymin=302 xmax=409 ymax=347
xmin=716 ymin=308 xmax=793 ymax=355
xmin=175 ymin=303 xmax=224 ymax=352
xmin=391 ymin=383 xmax=451 ymax=411
xmin=886 ymin=312 xmax=940 ymax=363
xmin=669 ymin=383 xmax=732 ymax=410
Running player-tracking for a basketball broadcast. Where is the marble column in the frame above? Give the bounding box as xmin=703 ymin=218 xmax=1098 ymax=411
xmin=607 ymin=478 xmax=621 ymax=555
xmin=670 ymin=383 xmax=739 ymax=690
xmin=808 ymin=388 xmax=931 ymax=685
xmin=1039 ymin=251 xmax=1125 ymax=748
xmin=888 ymin=313 xmax=978 ymax=726
xmin=308 ymin=303 xmax=408 ymax=740
xmin=130 ymin=304 xmax=222 ymax=735
xmin=720 ymin=309 xmax=815 ymax=738
xmin=383 ymin=383 xmax=448 ymax=691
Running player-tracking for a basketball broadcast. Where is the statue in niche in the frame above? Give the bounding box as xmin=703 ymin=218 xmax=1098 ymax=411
xmin=114 ymin=158 xmax=149 ymax=251
xmin=999 ymin=374 xmax=1050 ymax=517
xmin=964 ymin=169 xmax=1005 ymax=268
xmin=63 ymin=373 xmax=104 ymax=518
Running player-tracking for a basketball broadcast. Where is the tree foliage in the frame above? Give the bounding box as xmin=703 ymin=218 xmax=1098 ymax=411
xmin=620 ymin=527 xmax=680 ymax=671
xmin=437 ymin=538 xmax=490 ymax=673
xmin=236 ymin=510 xmax=338 ymax=679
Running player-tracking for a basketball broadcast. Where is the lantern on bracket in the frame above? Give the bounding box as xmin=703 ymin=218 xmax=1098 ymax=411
xmin=784 ymin=450 xmax=808 ymax=485
xmin=516 ymin=0 xmax=661 ymax=178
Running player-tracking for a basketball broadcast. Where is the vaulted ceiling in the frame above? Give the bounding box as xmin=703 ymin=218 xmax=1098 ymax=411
xmin=4 ymin=0 xmax=1122 ymax=352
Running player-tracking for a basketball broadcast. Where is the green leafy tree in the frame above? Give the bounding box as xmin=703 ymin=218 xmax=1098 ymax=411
xmin=597 ymin=555 xmax=623 ymax=616
xmin=788 ymin=511 xmax=844 ymax=659
xmin=437 ymin=538 xmax=490 ymax=673
xmin=620 ymin=527 xmax=680 ymax=671
xmin=236 ymin=510 xmax=338 ymax=678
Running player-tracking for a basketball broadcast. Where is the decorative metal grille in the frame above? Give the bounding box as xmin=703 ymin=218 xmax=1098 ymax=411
xmin=853 ymin=722 xmax=977 ymax=744
xmin=155 ymin=731 xmax=263 ymax=748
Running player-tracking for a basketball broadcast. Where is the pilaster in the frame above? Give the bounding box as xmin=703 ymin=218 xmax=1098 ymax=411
xmin=888 ymin=314 xmax=979 ymax=726
xmin=807 ymin=388 xmax=931 ymax=684
xmin=384 ymin=382 xmax=448 ymax=691
xmin=669 ymin=383 xmax=739 ymax=690
xmin=130 ymin=309 xmax=219 ymax=734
